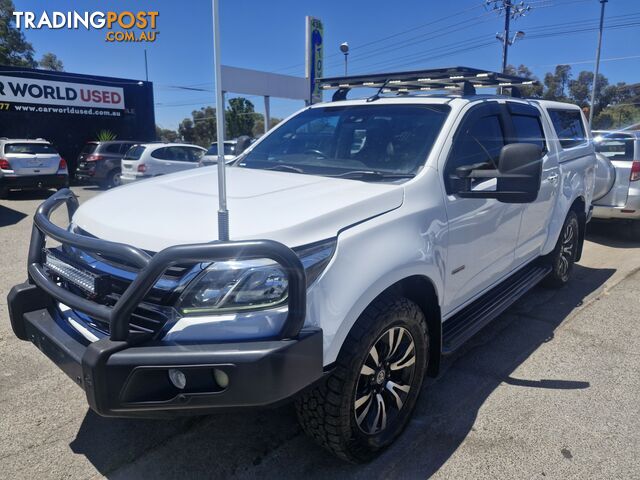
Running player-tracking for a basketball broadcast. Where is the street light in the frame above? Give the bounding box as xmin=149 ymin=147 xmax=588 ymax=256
xmin=340 ymin=42 xmax=349 ymax=76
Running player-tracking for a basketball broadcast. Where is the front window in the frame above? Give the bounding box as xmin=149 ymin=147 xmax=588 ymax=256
xmin=238 ymin=104 xmax=450 ymax=180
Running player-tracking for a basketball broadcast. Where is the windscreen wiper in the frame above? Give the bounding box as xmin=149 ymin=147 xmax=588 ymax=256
xmin=264 ymin=164 xmax=305 ymax=174
xmin=329 ymin=170 xmax=415 ymax=181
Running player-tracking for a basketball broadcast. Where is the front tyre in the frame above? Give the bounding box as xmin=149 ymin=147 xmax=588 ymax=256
xmin=543 ymin=210 xmax=579 ymax=288
xmin=295 ymin=296 xmax=428 ymax=463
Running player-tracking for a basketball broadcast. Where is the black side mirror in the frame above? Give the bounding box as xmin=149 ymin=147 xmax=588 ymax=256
xmin=452 ymin=143 xmax=543 ymax=204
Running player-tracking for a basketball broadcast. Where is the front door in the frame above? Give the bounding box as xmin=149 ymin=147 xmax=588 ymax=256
xmin=441 ymin=102 xmax=523 ymax=316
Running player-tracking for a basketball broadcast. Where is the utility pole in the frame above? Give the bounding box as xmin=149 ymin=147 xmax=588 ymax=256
xmin=589 ymin=0 xmax=607 ymax=127
xmin=144 ymin=49 xmax=149 ymax=82
xmin=487 ymin=1 xmax=531 ymax=73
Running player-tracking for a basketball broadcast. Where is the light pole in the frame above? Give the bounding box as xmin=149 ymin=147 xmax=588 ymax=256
xmin=589 ymin=0 xmax=608 ymax=127
xmin=486 ymin=0 xmax=531 ymax=73
xmin=340 ymin=42 xmax=349 ymax=76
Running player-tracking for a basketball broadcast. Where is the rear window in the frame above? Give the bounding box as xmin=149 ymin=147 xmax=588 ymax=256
xmin=512 ymin=115 xmax=547 ymax=152
xmin=80 ymin=143 xmax=98 ymax=155
xmin=100 ymin=143 xmax=123 ymax=154
xmin=548 ymin=109 xmax=587 ymax=149
xmin=5 ymin=143 xmax=57 ymax=154
xmin=123 ymin=145 xmax=146 ymax=160
xmin=594 ymin=134 xmax=634 ymax=161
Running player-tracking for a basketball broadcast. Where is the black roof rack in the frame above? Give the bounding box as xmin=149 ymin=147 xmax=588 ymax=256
xmin=318 ymin=66 xmax=537 ymax=101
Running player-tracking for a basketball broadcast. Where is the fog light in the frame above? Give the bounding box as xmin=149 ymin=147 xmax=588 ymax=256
xmin=168 ymin=369 xmax=187 ymax=389
xmin=213 ymin=369 xmax=229 ymax=389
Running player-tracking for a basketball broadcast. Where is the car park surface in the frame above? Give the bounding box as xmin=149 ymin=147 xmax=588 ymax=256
xmin=1 ymin=185 xmax=639 ymax=478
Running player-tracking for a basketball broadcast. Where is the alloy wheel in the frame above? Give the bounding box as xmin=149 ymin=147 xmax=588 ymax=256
xmin=558 ymin=221 xmax=576 ymax=278
xmin=354 ymin=326 xmax=416 ymax=435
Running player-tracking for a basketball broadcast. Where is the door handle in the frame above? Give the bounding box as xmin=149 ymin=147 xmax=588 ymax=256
xmin=547 ymin=173 xmax=559 ymax=184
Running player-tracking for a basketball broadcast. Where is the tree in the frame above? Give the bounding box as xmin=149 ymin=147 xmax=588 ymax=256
xmin=543 ymin=65 xmax=572 ymax=101
xmin=225 ymin=97 xmax=256 ymax=139
xmin=178 ymin=107 xmax=217 ymax=147
xmin=252 ymin=116 xmax=282 ymax=137
xmin=504 ymin=64 xmax=543 ymax=97
xmin=0 ymin=0 xmax=36 ymax=67
xmin=156 ymin=126 xmax=179 ymax=142
xmin=39 ymin=52 xmax=64 ymax=71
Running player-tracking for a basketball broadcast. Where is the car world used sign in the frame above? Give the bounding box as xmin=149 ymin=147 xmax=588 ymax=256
xmin=0 ymin=75 xmax=125 ymax=110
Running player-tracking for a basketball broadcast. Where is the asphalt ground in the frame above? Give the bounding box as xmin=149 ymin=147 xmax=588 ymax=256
xmin=1 ymin=185 xmax=639 ymax=479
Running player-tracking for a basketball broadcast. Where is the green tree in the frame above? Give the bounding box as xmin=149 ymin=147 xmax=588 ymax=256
xmin=225 ymin=97 xmax=256 ymax=139
xmin=156 ymin=125 xmax=179 ymax=142
xmin=543 ymin=65 xmax=572 ymax=101
xmin=0 ymin=0 xmax=36 ymax=67
xmin=252 ymin=116 xmax=282 ymax=137
xmin=38 ymin=52 xmax=64 ymax=71
xmin=504 ymin=64 xmax=543 ymax=97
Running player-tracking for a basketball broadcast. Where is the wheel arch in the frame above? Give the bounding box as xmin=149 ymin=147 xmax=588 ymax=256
xmin=336 ymin=274 xmax=442 ymax=378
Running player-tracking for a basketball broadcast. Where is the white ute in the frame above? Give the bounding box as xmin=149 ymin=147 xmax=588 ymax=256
xmin=8 ymin=68 xmax=596 ymax=462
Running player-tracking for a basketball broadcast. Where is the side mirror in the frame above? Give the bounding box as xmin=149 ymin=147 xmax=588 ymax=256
xmin=452 ymin=143 xmax=543 ymax=204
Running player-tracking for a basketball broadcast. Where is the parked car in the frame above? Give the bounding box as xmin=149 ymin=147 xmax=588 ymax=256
xmin=8 ymin=67 xmax=595 ymax=463
xmin=75 ymin=140 xmax=142 ymax=189
xmin=592 ymin=130 xmax=640 ymax=237
xmin=120 ymin=143 xmax=206 ymax=184
xmin=0 ymin=138 xmax=68 ymax=198
xmin=199 ymin=137 xmax=252 ymax=167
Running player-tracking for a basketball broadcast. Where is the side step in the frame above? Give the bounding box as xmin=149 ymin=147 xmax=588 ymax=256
xmin=442 ymin=263 xmax=551 ymax=354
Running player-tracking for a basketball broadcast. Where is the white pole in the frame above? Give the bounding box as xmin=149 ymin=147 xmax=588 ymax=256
xmin=212 ymin=0 xmax=229 ymax=240
xmin=264 ymin=95 xmax=271 ymax=134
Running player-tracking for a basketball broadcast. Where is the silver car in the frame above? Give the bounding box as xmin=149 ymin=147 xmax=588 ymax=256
xmin=592 ymin=130 xmax=640 ymax=237
xmin=0 ymin=138 xmax=69 ymax=198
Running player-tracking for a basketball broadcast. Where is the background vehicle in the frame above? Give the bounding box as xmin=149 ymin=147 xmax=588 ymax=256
xmin=8 ymin=68 xmax=595 ymax=463
xmin=592 ymin=130 xmax=640 ymax=238
xmin=75 ymin=140 xmax=141 ymax=189
xmin=120 ymin=143 xmax=206 ymax=184
xmin=199 ymin=137 xmax=252 ymax=166
xmin=0 ymin=138 xmax=68 ymax=198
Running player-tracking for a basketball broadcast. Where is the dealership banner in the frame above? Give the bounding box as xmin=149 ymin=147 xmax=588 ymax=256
xmin=0 ymin=75 xmax=125 ymax=110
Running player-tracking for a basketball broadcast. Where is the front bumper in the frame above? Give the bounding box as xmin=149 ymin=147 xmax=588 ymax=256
xmin=8 ymin=188 xmax=319 ymax=417
xmin=1 ymin=174 xmax=68 ymax=190
xmin=9 ymin=283 xmax=322 ymax=417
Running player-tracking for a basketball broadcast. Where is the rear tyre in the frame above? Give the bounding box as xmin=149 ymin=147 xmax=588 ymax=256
xmin=104 ymin=170 xmax=122 ymax=189
xmin=295 ymin=296 xmax=428 ymax=463
xmin=543 ymin=210 xmax=579 ymax=288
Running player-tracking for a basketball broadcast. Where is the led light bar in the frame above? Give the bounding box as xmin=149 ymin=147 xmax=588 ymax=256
xmin=45 ymin=251 xmax=98 ymax=294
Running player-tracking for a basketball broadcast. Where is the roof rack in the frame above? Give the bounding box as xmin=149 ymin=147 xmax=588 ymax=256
xmin=318 ymin=66 xmax=538 ymax=102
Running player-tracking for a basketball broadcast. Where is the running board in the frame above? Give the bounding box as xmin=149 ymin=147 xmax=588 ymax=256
xmin=442 ymin=263 xmax=551 ymax=354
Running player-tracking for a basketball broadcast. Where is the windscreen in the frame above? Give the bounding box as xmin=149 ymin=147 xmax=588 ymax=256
xmin=5 ymin=143 xmax=58 ymax=154
xmin=238 ymin=104 xmax=450 ymax=179
xmin=123 ymin=145 xmax=146 ymax=160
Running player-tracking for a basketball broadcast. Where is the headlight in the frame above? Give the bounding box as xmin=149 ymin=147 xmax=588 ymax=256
xmin=177 ymin=238 xmax=336 ymax=316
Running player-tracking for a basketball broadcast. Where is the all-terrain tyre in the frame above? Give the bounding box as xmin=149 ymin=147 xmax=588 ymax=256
xmin=295 ymin=295 xmax=428 ymax=463
xmin=543 ymin=210 xmax=579 ymax=288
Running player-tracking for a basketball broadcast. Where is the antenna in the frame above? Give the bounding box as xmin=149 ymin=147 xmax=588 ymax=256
xmin=212 ymin=0 xmax=229 ymax=241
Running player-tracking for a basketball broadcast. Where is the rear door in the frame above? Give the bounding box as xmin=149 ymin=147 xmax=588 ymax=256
xmin=156 ymin=146 xmax=201 ymax=174
xmin=508 ymin=102 xmax=560 ymax=262
xmin=4 ymin=142 xmax=60 ymax=175
xmin=593 ymin=133 xmax=635 ymax=207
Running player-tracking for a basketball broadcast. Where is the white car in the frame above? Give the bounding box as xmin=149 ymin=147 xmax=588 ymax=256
xmin=8 ymin=67 xmax=595 ymax=462
xmin=199 ymin=140 xmax=239 ymax=166
xmin=120 ymin=142 xmax=206 ymax=184
xmin=0 ymin=138 xmax=68 ymax=198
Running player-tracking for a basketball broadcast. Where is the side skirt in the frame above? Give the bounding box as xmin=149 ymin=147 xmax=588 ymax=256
xmin=442 ymin=262 xmax=551 ymax=354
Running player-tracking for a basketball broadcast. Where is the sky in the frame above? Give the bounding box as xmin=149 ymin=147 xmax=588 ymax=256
xmin=13 ymin=0 xmax=640 ymax=130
